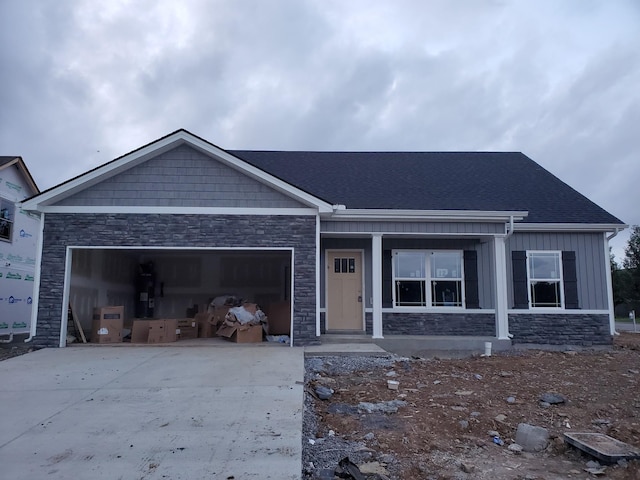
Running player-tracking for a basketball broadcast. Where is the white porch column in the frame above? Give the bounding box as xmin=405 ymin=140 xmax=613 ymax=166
xmin=494 ymin=236 xmax=510 ymax=339
xmin=371 ymin=234 xmax=383 ymax=338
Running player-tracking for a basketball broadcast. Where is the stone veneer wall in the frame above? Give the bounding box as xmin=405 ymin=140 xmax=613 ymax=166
xmin=35 ymin=214 xmax=318 ymax=347
xmin=509 ymin=313 xmax=612 ymax=346
xmin=365 ymin=313 xmax=373 ymax=335
xmin=382 ymin=312 xmax=496 ymax=336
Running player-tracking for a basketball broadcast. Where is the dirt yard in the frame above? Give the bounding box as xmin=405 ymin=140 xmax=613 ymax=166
xmin=304 ymin=333 xmax=640 ymax=479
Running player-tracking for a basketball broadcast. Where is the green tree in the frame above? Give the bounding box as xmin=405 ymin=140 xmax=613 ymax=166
xmin=611 ymin=252 xmax=632 ymax=306
xmin=622 ymin=225 xmax=640 ymax=306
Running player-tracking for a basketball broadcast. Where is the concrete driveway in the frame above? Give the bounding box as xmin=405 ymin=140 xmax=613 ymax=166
xmin=0 ymin=344 xmax=304 ymax=479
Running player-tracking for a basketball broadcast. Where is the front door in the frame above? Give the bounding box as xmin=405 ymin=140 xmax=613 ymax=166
xmin=326 ymin=251 xmax=363 ymax=331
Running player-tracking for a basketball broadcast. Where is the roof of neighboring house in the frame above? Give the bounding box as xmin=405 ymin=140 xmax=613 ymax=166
xmin=229 ymin=150 xmax=623 ymax=224
xmin=0 ymin=155 xmax=40 ymax=195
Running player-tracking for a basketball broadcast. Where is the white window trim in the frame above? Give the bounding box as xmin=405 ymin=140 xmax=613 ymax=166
xmin=526 ymin=250 xmax=564 ymax=309
xmin=391 ymin=249 xmax=466 ymax=309
xmin=0 ymin=195 xmax=16 ymax=243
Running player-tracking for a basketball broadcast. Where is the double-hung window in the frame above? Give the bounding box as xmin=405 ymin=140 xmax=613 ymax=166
xmin=527 ymin=251 xmax=563 ymax=308
xmin=393 ymin=250 xmax=464 ymax=308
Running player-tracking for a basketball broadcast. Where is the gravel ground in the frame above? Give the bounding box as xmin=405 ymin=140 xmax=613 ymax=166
xmin=303 ymin=355 xmax=402 ymax=479
xmin=302 ymin=334 xmax=640 ymax=480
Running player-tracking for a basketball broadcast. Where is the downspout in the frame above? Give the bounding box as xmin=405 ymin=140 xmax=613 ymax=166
xmin=606 ymin=227 xmax=622 ymax=336
xmin=0 ymin=333 xmax=13 ymax=343
xmin=506 ymin=215 xmax=515 ymax=239
xmin=24 ymin=212 xmax=45 ymax=343
xmin=607 ymin=228 xmax=621 ymax=242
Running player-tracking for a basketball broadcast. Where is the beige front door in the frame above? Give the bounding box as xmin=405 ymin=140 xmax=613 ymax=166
xmin=326 ymin=251 xmax=363 ymax=331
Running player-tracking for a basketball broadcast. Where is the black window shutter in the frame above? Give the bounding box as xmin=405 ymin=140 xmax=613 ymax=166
xmin=512 ymin=250 xmax=528 ymax=309
xmin=562 ymin=251 xmax=579 ymax=309
xmin=382 ymin=250 xmax=393 ymax=308
xmin=463 ymin=250 xmax=480 ymax=309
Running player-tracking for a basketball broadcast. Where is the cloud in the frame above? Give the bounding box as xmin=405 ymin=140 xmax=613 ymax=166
xmin=0 ymin=0 xmax=638 ymax=255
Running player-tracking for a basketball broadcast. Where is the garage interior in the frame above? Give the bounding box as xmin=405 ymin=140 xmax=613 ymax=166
xmin=67 ymin=248 xmax=292 ymax=345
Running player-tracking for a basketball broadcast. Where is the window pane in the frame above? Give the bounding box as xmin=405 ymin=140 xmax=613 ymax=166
xmin=530 ymin=281 xmax=561 ymax=307
xmin=395 ymin=280 xmax=426 ymax=306
xmin=529 ymin=252 xmax=561 ymax=279
xmin=431 ymin=280 xmax=462 ymax=307
xmin=394 ymin=252 xmax=426 ymax=278
xmin=334 ymin=258 xmax=340 ymax=273
xmin=348 ymin=258 xmax=355 ymax=273
xmin=341 ymin=258 xmax=348 ymax=273
xmin=431 ymin=252 xmax=462 ymax=279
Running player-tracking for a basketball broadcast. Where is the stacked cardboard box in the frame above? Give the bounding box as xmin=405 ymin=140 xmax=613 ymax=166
xmin=91 ymin=306 xmax=124 ymax=344
xmin=194 ymin=312 xmax=218 ymax=338
xmin=177 ymin=319 xmax=198 ymax=340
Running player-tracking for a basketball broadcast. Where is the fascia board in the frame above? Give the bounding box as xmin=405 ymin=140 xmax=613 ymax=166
xmin=324 ymin=209 xmax=529 ymax=222
xmin=21 ymin=130 xmax=334 ymax=213
xmin=514 ymin=223 xmax=628 ymax=232
xmin=0 ymin=156 xmax=39 ymax=195
xmin=32 ymin=206 xmax=319 ymax=216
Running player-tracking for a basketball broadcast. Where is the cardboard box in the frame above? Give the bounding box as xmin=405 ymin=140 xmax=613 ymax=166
xmin=131 ymin=319 xmax=177 ymax=344
xmin=91 ymin=306 xmax=124 ymax=343
xmin=177 ymin=319 xmax=198 ymax=340
xmin=216 ymin=323 xmax=263 ymax=343
xmin=264 ymin=301 xmax=291 ymax=335
xmin=131 ymin=320 xmax=151 ymax=343
xmin=209 ymin=306 xmax=230 ymax=326
xmin=147 ymin=320 xmax=167 ymax=344
xmin=195 ymin=313 xmax=217 ymax=338
xmin=159 ymin=319 xmax=178 ymax=343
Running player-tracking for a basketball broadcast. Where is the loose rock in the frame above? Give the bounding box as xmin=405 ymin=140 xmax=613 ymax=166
xmin=315 ymin=386 xmax=334 ymax=400
xmin=515 ymin=423 xmax=550 ymax=452
xmin=539 ymin=392 xmax=566 ymax=404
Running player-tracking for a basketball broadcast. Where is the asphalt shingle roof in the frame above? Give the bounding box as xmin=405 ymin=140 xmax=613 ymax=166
xmin=229 ymin=150 xmax=623 ymax=224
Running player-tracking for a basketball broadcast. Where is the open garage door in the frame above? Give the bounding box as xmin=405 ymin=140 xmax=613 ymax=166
xmin=65 ymin=247 xmax=292 ymax=345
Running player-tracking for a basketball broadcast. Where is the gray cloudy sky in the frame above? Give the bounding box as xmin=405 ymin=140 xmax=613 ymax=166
xmin=1 ymin=0 xmax=638 ymax=258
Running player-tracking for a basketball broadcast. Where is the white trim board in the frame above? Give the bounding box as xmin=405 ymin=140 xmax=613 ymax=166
xmin=507 ymin=309 xmax=609 ymax=315
xmin=382 ymin=308 xmax=496 ymax=314
xmin=33 ymin=206 xmax=319 ymax=216
xmin=514 ymin=223 xmax=627 ymax=232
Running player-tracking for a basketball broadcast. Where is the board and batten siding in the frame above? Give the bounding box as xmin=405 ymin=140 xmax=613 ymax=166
xmin=321 ymin=221 xmax=505 ymax=235
xmin=505 ymin=232 xmax=608 ymax=310
xmin=56 ymin=145 xmax=306 ymax=209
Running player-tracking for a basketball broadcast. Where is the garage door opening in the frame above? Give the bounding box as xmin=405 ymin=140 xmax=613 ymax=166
xmin=65 ymin=247 xmax=293 ymax=346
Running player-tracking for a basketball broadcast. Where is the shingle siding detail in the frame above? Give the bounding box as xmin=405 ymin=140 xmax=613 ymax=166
xmin=509 ymin=313 xmax=611 ymax=346
xmin=382 ymin=312 xmax=496 ymax=336
xmin=55 ymin=145 xmax=306 ymax=208
xmin=35 ymin=213 xmax=318 ymax=347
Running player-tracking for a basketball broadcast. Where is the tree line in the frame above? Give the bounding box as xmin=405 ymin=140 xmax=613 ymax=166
xmin=612 ymin=225 xmax=640 ymax=315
